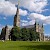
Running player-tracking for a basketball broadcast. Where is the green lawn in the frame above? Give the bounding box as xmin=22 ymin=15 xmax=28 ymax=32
xmin=0 ymin=41 xmax=50 ymax=50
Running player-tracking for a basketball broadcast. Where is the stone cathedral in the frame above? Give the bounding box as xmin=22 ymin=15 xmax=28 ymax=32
xmin=0 ymin=1 xmax=45 ymax=41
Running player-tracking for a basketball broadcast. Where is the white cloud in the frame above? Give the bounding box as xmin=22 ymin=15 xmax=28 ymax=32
xmin=29 ymin=13 xmax=50 ymax=25
xmin=44 ymin=16 xmax=50 ymax=24
xmin=0 ymin=1 xmax=16 ymax=16
xmin=29 ymin=13 xmax=47 ymax=20
xmin=29 ymin=20 xmax=35 ymax=25
xmin=21 ymin=23 xmax=28 ymax=26
xmin=21 ymin=20 xmax=28 ymax=23
xmin=21 ymin=20 xmax=35 ymax=26
xmin=0 ymin=1 xmax=28 ymax=16
xmin=0 ymin=0 xmax=5 ymax=2
xmin=8 ymin=0 xmax=48 ymax=13
xmin=7 ymin=25 xmax=13 ymax=29
xmin=3 ymin=17 xmax=7 ymax=20
xmin=43 ymin=23 xmax=47 ymax=25
xmin=21 ymin=15 xmax=50 ymax=26
xmin=21 ymin=20 xmax=28 ymax=26
xmin=19 ymin=9 xmax=28 ymax=16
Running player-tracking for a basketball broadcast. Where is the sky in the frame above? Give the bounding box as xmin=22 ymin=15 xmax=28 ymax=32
xmin=0 ymin=0 xmax=50 ymax=36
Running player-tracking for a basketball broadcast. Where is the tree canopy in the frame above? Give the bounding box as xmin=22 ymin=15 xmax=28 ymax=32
xmin=10 ymin=26 xmax=39 ymax=41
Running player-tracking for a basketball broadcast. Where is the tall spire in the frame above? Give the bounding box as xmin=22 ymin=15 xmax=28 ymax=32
xmin=16 ymin=0 xmax=19 ymax=15
xmin=34 ymin=19 xmax=39 ymax=32
xmin=13 ymin=0 xmax=20 ymax=27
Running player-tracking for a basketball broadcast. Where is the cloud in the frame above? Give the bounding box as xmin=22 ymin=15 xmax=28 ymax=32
xmin=29 ymin=13 xmax=47 ymax=20
xmin=21 ymin=14 xmax=50 ymax=26
xmin=8 ymin=0 xmax=48 ymax=13
xmin=21 ymin=20 xmax=28 ymax=26
xmin=44 ymin=16 xmax=50 ymax=24
xmin=21 ymin=20 xmax=28 ymax=23
xmin=7 ymin=25 xmax=13 ymax=29
xmin=21 ymin=20 xmax=35 ymax=26
xmin=19 ymin=9 xmax=28 ymax=16
xmin=29 ymin=13 xmax=50 ymax=25
xmin=0 ymin=1 xmax=16 ymax=15
xmin=29 ymin=20 xmax=35 ymax=25
xmin=3 ymin=17 xmax=7 ymax=20
xmin=21 ymin=23 xmax=28 ymax=26
xmin=0 ymin=1 xmax=28 ymax=16
xmin=0 ymin=0 xmax=5 ymax=2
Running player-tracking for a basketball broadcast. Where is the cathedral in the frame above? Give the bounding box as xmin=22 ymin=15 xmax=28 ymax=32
xmin=0 ymin=1 xmax=45 ymax=41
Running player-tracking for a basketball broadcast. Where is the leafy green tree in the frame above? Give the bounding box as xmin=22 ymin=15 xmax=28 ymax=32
xmin=21 ymin=28 xmax=30 ymax=41
xmin=1 ymin=28 xmax=6 ymax=40
xmin=10 ymin=26 xmax=21 ymax=41
xmin=10 ymin=26 xmax=39 ymax=41
xmin=29 ymin=28 xmax=39 ymax=41
xmin=35 ymin=32 xmax=39 ymax=41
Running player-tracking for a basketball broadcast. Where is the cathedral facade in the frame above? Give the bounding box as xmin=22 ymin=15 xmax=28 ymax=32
xmin=0 ymin=2 xmax=45 ymax=41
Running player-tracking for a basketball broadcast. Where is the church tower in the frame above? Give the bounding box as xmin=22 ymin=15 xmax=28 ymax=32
xmin=41 ymin=23 xmax=45 ymax=41
xmin=38 ymin=23 xmax=44 ymax=41
xmin=13 ymin=1 xmax=20 ymax=27
xmin=5 ymin=25 xmax=9 ymax=40
xmin=34 ymin=21 xmax=39 ymax=32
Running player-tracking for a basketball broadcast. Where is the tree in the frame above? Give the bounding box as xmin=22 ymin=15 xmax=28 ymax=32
xmin=21 ymin=28 xmax=30 ymax=41
xmin=35 ymin=32 xmax=39 ymax=41
xmin=10 ymin=26 xmax=39 ymax=41
xmin=29 ymin=28 xmax=39 ymax=41
xmin=1 ymin=28 xmax=6 ymax=40
xmin=10 ymin=26 xmax=21 ymax=41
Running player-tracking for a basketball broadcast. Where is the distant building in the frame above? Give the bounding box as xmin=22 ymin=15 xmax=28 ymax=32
xmin=44 ymin=36 xmax=50 ymax=41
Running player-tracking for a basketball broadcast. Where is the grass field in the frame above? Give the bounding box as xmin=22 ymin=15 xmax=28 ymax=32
xmin=0 ymin=41 xmax=50 ymax=50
